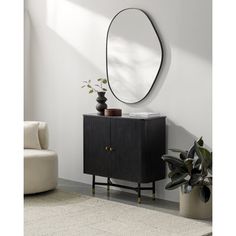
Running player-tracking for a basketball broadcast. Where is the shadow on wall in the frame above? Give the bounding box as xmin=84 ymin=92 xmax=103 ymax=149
xmin=167 ymin=119 xmax=198 ymax=151
xmin=167 ymin=119 xmax=211 ymax=151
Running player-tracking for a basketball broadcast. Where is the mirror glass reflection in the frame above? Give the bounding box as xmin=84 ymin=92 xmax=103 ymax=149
xmin=107 ymin=9 xmax=163 ymax=103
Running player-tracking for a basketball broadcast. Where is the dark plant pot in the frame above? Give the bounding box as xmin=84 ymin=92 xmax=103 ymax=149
xmin=96 ymin=92 xmax=107 ymax=115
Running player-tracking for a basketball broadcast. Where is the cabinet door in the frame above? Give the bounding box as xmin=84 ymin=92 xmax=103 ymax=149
xmin=110 ymin=118 xmax=143 ymax=182
xmin=83 ymin=116 xmax=110 ymax=177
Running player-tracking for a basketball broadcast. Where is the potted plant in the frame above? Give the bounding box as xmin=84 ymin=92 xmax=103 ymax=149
xmin=162 ymin=137 xmax=212 ymax=219
xmin=82 ymin=78 xmax=108 ymax=115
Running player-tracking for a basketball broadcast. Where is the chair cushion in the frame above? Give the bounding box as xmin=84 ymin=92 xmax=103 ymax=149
xmin=24 ymin=149 xmax=57 ymax=159
xmin=24 ymin=122 xmax=41 ymax=149
xmin=38 ymin=122 xmax=49 ymax=149
xmin=24 ymin=149 xmax=58 ymax=194
xmin=24 ymin=121 xmax=49 ymax=149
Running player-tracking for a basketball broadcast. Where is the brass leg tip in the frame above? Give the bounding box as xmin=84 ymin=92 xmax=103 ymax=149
xmin=152 ymin=193 xmax=155 ymax=200
xmin=138 ymin=197 xmax=141 ymax=204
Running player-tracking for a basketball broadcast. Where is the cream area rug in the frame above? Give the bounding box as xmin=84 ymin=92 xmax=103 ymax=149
xmin=24 ymin=190 xmax=212 ymax=236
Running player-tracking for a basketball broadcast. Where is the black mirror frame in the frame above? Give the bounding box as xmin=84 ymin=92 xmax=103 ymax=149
xmin=106 ymin=8 xmax=164 ymax=104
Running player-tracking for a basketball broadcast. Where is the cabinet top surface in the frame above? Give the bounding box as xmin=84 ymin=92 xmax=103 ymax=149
xmin=83 ymin=113 xmax=166 ymax=120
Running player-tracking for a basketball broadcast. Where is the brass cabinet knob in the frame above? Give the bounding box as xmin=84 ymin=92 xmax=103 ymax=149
xmin=105 ymin=146 xmax=113 ymax=152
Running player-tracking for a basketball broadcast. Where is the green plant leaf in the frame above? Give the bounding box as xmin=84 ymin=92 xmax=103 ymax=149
xmin=191 ymin=167 xmax=201 ymax=175
xmin=208 ymin=168 xmax=212 ymax=175
xmin=97 ymin=78 xmax=102 ymax=81
xmin=168 ymin=171 xmax=175 ymax=178
xmin=189 ymin=174 xmax=203 ymax=186
xmin=195 ymin=144 xmax=212 ymax=174
xmin=195 ymin=142 xmax=203 ymax=161
xmin=102 ymin=88 xmax=107 ymax=91
xmin=188 ymin=145 xmax=195 ymax=158
xmin=180 ymin=151 xmax=188 ymax=160
xmin=207 ymin=152 xmax=212 ymax=174
xmin=167 ymin=163 xmax=175 ymax=171
xmin=168 ymin=168 xmax=186 ymax=178
xmin=163 ymin=156 xmax=189 ymax=175
xmin=162 ymin=155 xmax=184 ymax=168
xmin=194 ymin=157 xmax=201 ymax=169
xmin=207 ymin=177 xmax=212 ymax=185
xmin=199 ymin=185 xmax=211 ymax=202
xmin=81 ymin=85 xmax=85 ymax=88
xmin=165 ymin=179 xmax=188 ymax=190
xmin=203 ymin=181 xmax=211 ymax=186
xmin=184 ymin=158 xmax=194 ymax=174
xmin=89 ymin=90 xmax=93 ymax=94
xmin=197 ymin=137 xmax=204 ymax=146
xmin=202 ymin=149 xmax=212 ymax=166
xmin=187 ymin=137 xmax=204 ymax=158
xmin=168 ymin=170 xmax=178 ymax=178
xmin=169 ymin=148 xmax=185 ymax=153
xmin=102 ymin=79 xmax=107 ymax=84
xmin=171 ymin=172 xmax=188 ymax=183
xmin=87 ymin=85 xmax=92 ymax=88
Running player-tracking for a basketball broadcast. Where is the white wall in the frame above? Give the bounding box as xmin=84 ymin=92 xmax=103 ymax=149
xmin=24 ymin=9 xmax=32 ymax=119
xmin=24 ymin=0 xmax=212 ymax=202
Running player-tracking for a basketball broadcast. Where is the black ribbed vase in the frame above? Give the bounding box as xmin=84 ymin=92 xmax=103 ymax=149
xmin=96 ymin=92 xmax=107 ymax=115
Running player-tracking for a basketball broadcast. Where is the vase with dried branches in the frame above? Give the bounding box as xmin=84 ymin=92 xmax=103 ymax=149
xmin=82 ymin=78 xmax=108 ymax=115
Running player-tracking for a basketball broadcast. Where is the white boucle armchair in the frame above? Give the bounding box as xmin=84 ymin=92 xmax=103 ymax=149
xmin=24 ymin=121 xmax=58 ymax=194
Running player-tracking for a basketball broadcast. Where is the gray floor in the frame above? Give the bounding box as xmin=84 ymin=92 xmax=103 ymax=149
xmin=58 ymin=178 xmax=179 ymax=216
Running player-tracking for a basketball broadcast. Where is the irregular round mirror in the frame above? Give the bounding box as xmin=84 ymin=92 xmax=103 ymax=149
xmin=106 ymin=8 xmax=163 ymax=104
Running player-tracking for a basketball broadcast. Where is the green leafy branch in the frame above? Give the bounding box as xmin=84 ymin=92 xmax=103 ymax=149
xmin=81 ymin=78 xmax=108 ymax=94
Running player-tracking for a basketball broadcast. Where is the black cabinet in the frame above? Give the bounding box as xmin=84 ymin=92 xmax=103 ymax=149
xmin=83 ymin=114 xmax=166 ymax=202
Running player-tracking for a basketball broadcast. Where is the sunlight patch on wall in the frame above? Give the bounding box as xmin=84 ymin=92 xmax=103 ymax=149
xmin=46 ymin=0 xmax=109 ymax=71
xmin=108 ymin=36 xmax=161 ymax=101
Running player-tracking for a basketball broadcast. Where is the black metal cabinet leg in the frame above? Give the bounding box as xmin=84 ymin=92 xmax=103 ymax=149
xmin=152 ymin=181 xmax=155 ymax=200
xmin=107 ymin=177 xmax=110 ymax=195
xmin=92 ymin=175 xmax=95 ymax=195
xmin=91 ymin=177 xmax=156 ymax=202
xmin=138 ymin=183 xmax=141 ymax=204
